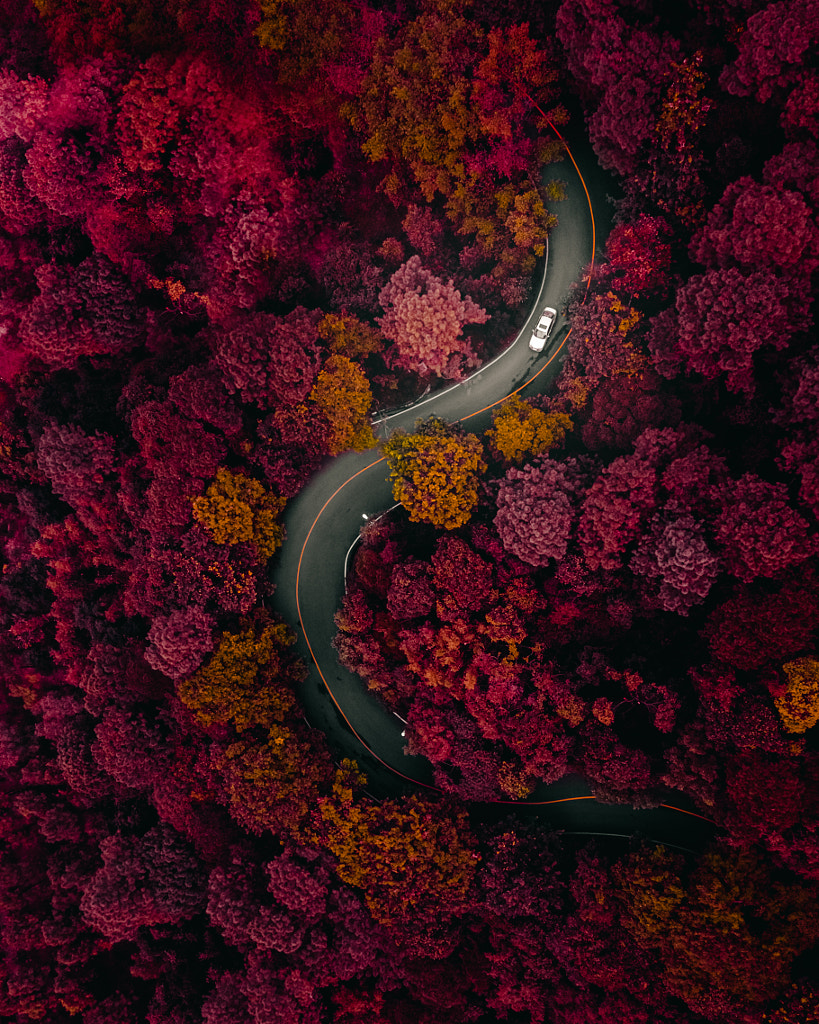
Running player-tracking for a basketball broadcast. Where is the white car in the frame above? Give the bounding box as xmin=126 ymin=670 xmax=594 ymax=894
xmin=528 ymin=306 xmax=557 ymax=352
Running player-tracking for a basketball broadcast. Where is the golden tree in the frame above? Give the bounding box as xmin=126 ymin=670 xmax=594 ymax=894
xmin=192 ymin=467 xmax=286 ymax=561
xmin=345 ymin=5 xmax=566 ymax=270
xmin=311 ymin=767 xmax=480 ymax=925
xmin=318 ymin=312 xmax=384 ymax=360
xmin=177 ymin=612 xmax=305 ymax=734
xmin=486 ymin=394 xmax=572 ymax=466
xmin=775 ymin=656 xmax=819 ymax=733
xmin=212 ymin=723 xmax=334 ymax=839
xmin=309 ymin=354 xmax=376 ymax=456
xmin=614 ymin=844 xmax=819 ymax=1017
xmin=382 ymin=416 xmax=486 ymax=529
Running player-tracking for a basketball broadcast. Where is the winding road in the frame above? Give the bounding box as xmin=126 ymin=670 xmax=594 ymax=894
xmin=268 ymin=125 xmax=717 ymax=851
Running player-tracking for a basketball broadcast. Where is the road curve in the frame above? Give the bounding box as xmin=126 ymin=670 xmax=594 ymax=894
xmin=267 ymin=126 xmax=717 ymax=850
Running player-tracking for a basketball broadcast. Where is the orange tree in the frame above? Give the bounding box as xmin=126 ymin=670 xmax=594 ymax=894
xmin=176 ymin=610 xmax=305 ymax=734
xmin=774 ymin=656 xmax=819 ymax=734
xmin=308 ymin=354 xmax=377 ymax=456
xmin=485 ymin=394 xmax=572 ymax=466
xmin=345 ymin=0 xmax=566 ymax=274
xmin=191 ymin=467 xmax=286 ymax=561
xmin=613 ymin=843 xmax=819 ymax=1019
xmin=309 ymin=762 xmax=480 ymax=926
xmin=382 ymin=416 xmax=486 ymax=529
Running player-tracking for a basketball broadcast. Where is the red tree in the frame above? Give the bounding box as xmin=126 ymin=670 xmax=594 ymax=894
xmin=673 ymin=266 xmax=811 ymax=394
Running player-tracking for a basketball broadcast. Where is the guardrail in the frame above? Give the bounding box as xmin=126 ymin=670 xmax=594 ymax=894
xmin=371 ymin=234 xmax=551 ymax=431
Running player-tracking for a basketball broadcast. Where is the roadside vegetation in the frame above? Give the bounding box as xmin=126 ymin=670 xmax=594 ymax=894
xmin=0 ymin=0 xmax=817 ymax=1021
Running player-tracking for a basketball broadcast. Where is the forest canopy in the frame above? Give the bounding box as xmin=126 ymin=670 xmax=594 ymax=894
xmin=1 ymin=0 xmax=818 ymax=1022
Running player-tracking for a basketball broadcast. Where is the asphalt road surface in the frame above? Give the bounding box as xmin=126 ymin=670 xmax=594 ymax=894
xmin=268 ymin=126 xmax=718 ymax=851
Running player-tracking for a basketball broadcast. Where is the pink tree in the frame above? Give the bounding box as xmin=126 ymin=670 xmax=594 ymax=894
xmin=377 ymin=255 xmax=488 ymax=379
xmin=690 ymin=176 xmax=819 ymax=274
xmin=494 ymin=458 xmax=585 ymax=567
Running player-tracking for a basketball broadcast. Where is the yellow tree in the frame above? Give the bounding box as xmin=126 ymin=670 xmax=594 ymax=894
xmin=191 ymin=467 xmax=286 ymax=561
xmin=382 ymin=416 xmax=486 ymax=529
xmin=311 ymin=765 xmax=480 ymax=925
xmin=309 ymin=354 xmax=376 ymax=456
xmin=177 ymin=611 xmax=305 ymax=734
xmin=253 ymin=0 xmax=363 ymax=88
xmin=775 ymin=657 xmax=819 ymax=733
xmin=318 ymin=312 xmax=384 ymax=360
xmin=211 ymin=722 xmax=334 ymax=839
xmin=485 ymin=394 xmax=572 ymax=466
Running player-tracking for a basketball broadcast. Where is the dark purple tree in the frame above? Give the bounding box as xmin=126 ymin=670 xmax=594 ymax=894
xmin=210 ymin=308 xmax=322 ymax=409
xmin=555 ymin=0 xmax=683 ymax=178
xmin=145 ymin=606 xmax=217 ymax=682
xmin=630 ymin=512 xmax=720 ymax=614
xmin=18 ymin=255 xmax=146 ymax=369
xmin=713 ymin=473 xmax=815 ymax=582
xmin=672 ymin=265 xmax=811 ymax=395
xmin=577 ymin=453 xmax=657 ymax=571
xmin=719 ymin=0 xmax=819 ymax=104
xmin=703 ymin=571 xmax=819 ymax=671
xmin=580 ymin=370 xmax=682 ymax=453
xmin=79 ymin=823 xmax=206 ymax=943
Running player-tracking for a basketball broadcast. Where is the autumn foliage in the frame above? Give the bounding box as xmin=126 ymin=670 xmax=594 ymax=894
xmin=1 ymin=0 xmax=818 ymax=1021
xmin=382 ymin=416 xmax=486 ymax=529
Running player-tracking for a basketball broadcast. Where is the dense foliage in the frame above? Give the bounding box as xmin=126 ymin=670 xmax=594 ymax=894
xmin=1 ymin=0 xmax=818 ymax=1021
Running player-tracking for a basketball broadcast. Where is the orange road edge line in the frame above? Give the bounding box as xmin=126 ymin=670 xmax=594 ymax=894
xmin=292 ymin=118 xmax=714 ymax=830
